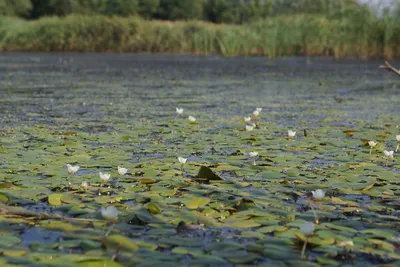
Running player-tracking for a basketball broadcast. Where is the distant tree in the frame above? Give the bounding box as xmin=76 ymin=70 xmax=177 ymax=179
xmin=138 ymin=0 xmax=160 ymax=19
xmin=102 ymin=0 xmax=139 ymax=16
xmin=75 ymin=0 xmax=107 ymax=15
xmin=203 ymin=0 xmax=234 ymax=23
xmin=157 ymin=0 xmax=204 ymax=20
xmin=0 ymin=0 xmax=32 ymax=17
xmin=30 ymin=0 xmax=78 ymax=18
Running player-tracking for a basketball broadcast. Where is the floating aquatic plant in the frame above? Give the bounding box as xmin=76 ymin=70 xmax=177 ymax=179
xmin=245 ymin=125 xmax=254 ymax=131
xmin=66 ymin=164 xmax=79 ymax=175
xmin=383 ymin=150 xmax=394 ymax=166
xmin=178 ymin=157 xmax=187 ymax=172
xmin=118 ymin=166 xmax=127 ymax=176
xmin=368 ymin=141 xmax=377 ymax=154
xmin=311 ymin=189 xmax=325 ymax=200
xmin=249 ymin=151 xmax=258 ymax=165
xmin=176 ymin=107 xmax=183 ymax=115
xmin=81 ymin=181 xmax=88 ymax=191
xmin=99 ymin=172 xmax=111 ymax=183
xmin=288 ymin=130 xmax=296 ymax=139
xmin=188 ymin=116 xmax=196 ymax=124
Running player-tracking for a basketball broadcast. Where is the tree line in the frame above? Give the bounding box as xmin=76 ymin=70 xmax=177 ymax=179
xmin=0 ymin=0 xmax=392 ymax=23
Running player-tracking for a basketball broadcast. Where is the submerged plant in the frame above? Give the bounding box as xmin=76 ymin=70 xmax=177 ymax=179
xmin=299 ymin=221 xmax=315 ymax=260
xmin=101 ymin=206 xmax=118 ymax=221
xmin=101 ymin=206 xmax=118 ymax=237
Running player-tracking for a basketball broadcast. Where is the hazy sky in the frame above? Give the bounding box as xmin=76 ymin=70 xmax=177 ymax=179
xmin=358 ymin=0 xmax=398 ymax=9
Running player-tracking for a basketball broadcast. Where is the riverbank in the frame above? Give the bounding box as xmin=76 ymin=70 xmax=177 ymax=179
xmin=0 ymin=14 xmax=399 ymax=59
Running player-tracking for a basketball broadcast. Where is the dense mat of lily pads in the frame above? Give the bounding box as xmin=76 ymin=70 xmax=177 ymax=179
xmin=0 ymin=54 xmax=399 ymax=266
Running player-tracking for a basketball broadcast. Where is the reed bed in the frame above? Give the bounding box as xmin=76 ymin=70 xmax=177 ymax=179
xmin=0 ymin=14 xmax=398 ymax=59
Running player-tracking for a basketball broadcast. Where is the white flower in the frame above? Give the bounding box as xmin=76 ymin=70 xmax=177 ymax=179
xmin=253 ymin=110 xmax=260 ymax=116
xmin=245 ymin=125 xmax=254 ymax=131
xmin=178 ymin=157 xmax=187 ymax=164
xmin=249 ymin=152 xmax=258 ymax=157
xmin=368 ymin=141 xmax=377 ymax=147
xmin=99 ymin=172 xmax=111 ymax=182
xmin=383 ymin=150 xmax=394 ymax=159
xmin=81 ymin=181 xmax=88 ymax=189
xmin=288 ymin=130 xmax=296 ymax=138
xmin=338 ymin=240 xmax=354 ymax=247
xmin=244 ymin=117 xmax=251 ymax=123
xmin=118 ymin=166 xmax=127 ymax=176
xmin=101 ymin=206 xmax=118 ymax=220
xmin=188 ymin=116 xmax=196 ymax=123
xmin=66 ymin=164 xmax=79 ymax=175
xmin=396 ymin=135 xmax=400 ymax=142
xmin=299 ymin=222 xmax=315 ymax=235
xmin=256 ymin=107 xmax=262 ymax=112
xmin=312 ymin=189 xmax=325 ymax=199
xmin=176 ymin=107 xmax=183 ymax=114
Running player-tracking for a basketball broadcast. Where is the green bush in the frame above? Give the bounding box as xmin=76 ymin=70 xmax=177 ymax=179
xmin=0 ymin=13 xmax=398 ymax=59
xmin=0 ymin=0 xmax=32 ymax=17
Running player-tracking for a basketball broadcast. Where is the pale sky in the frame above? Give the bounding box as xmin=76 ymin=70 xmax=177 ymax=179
xmin=358 ymin=0 xmax=398 ymax=9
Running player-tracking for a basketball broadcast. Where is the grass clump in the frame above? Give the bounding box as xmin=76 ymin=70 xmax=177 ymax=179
xmin=0 ymin=13 xmax=399 ymax=59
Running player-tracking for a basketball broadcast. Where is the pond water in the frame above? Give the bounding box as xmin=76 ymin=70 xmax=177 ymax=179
xmin=0 ymin=53 xmax=399 ymax=267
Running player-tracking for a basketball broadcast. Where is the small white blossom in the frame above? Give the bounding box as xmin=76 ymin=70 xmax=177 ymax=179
xmin=66 ymin=164 xmax=79 ymax=175
xmin=176 ymin=107 xmax=183 ymax=114
xmin=299 ymin=222 xmax=315 ymax=235
xmin=312 ymin=189 xmax=325 ymax=200
xmin=81 ymin=181 xmax=88 ymax=189
xmin=245 ymin=125 xmax=254 ymax=131
xmin=178 ymin=157 xmax=187 ymax=164
xmin=338 ymin=240 xmax=354 ymax=247
xmin=244 ymin=117 xmax=251 ymax=123
xmin=288 ymin=130 xmax=296 ymax=138
xmin=256 ymin=107 xmax=262 ymax=112
xmin=383 ymin=150 xmax=394 ymax=159
xmin=99 ymin=172 xmax=111 ymax=182
xmin=188 ymin=116 xmax=196 ymax=123
xmin=101 ymin=206 xmax=118 ymax=220
xmin=368 ymin=141 xmax=377 ymax=147
xmin=396 ymin=135 xmax=400 ymax=142
xmin=117 ymin=166 xmax=127 ymax=176
xmin=253 ymin=110 xmax=260 ymax=116
xmin=249 ymin=152 xmax=259 ymax=158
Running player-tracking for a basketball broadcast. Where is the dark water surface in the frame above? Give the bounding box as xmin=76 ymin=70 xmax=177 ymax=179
xmin=1 ymin=53 xmax=399 ymax=128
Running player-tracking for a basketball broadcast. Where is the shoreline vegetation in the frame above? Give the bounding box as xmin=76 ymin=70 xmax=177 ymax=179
xmin=0 ymin=14 xmax=399 ymax=59
xmin=1 ymin=0 xmax=399 ymax=59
